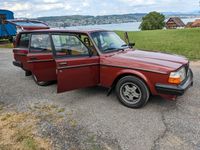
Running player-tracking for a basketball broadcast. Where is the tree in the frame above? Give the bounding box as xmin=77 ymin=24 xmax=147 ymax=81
xmin=139 ymin=11 xmax=165 ymax=30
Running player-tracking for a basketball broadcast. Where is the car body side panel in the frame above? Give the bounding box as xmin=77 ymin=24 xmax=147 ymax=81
xmin=13 ymin=48 xmax=29 ymax=70
xmin=56 ymin=56 xmax=100 ymax=93
xmin=27 ymin=53 xmax=56 ymax=82
xmin=99 ymin=65 xmax=169 ymax=95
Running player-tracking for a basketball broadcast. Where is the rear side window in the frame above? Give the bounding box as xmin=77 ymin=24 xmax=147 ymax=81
xmin=30 ymin=34 xmax=52 ymax=52
xmin=17 ymin=33 xmax=30 ymax=48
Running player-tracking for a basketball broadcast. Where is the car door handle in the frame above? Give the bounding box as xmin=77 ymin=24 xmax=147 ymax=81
xmin=59 ymin=62 xmax=67 ymax=66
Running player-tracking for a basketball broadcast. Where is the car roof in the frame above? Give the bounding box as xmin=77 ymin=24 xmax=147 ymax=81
xmin=20 ymin=28 xmax=110 ymax=34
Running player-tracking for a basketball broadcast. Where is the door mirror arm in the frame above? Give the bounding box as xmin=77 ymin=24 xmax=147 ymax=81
xmin=124 ymin=32 xmax=135 ymax=48
xmin=89 ymin=48 xmax=93 ymax=57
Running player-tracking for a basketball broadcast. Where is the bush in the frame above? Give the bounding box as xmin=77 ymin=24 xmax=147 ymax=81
xmin=139 ymin=11 xmax=165 ymax=30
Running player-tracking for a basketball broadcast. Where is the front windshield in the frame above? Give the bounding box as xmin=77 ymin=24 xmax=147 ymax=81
xmin=90 ymin=31 xmax=128 ymax=52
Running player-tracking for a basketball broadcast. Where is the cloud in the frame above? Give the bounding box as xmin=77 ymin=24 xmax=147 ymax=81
xmin=2 ymin=1 xmax=31 ymax=11
xmin=35 ymin=3 xmax=64 ymax=11
xmin=0 ymin=0 xmax=198 ymax=18
xmin=119 ymin=0 xmax=156 ymax=5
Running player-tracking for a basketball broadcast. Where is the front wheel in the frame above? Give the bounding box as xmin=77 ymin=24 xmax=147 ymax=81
xmin=32 ymin=74 xmax=51 ymax=86
xmin=115 ymin=76 xmax=150 ymax=108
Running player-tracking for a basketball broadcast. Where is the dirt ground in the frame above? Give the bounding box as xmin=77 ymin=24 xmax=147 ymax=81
xmin=0 ymin=48 xmax=200 ymax=150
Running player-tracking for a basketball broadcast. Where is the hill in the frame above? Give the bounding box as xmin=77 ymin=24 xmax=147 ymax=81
xmin=36 ymin=12 xmax=200 ymax=28
xmin=36 ymin=13 xmax=146 ymax=27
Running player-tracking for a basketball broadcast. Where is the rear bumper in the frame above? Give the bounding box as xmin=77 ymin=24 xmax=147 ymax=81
xmin=13 ymin=61 xmax=22 ymax=68
xmin=155 ymin=69 xmax=193 ymax=96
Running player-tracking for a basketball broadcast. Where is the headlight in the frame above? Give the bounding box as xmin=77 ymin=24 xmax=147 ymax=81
xmin=168 ymin=67 xmax=186 ymax=84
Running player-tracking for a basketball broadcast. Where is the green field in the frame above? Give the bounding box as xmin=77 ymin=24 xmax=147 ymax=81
xmin=117 ymin=28 xmax=200 ymax=60
xmin=0 ymin=39 xmax=13 ymax=48
xmin=0 ymin=28 xmax=199 ymax=60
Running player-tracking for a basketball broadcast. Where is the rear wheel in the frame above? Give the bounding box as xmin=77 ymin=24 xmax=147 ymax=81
xmin=115 ymin=76 xmax=150 ymax=108
xmin=32 ymin=74 xmax=51 ymax=86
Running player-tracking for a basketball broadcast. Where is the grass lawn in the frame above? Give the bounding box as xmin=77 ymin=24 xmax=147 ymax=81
xmin=0 ymin=39 xmax=13 ymax=48
xmin=116 ymin=28 xmax=200 ymax=60
xmin=0 ymin=28 xmax=199 ymax=60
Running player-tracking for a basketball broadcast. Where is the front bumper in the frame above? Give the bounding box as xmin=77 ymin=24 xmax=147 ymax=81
xmin=13 ymin=61 xmax=22 ymax=68
xmin=155 ymin=69 xmax=193 ymax=96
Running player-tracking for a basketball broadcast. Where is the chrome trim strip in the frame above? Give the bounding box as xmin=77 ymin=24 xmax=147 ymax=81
xmin=15 ymin=53 xmax=27 ymax=56
xmin=100 ymin=64 xmax=167 ymax=74
xmin=27 ymin=59 xmax=54 ymax=63
xmin=57 ymin=63 xmax=99 ymax=70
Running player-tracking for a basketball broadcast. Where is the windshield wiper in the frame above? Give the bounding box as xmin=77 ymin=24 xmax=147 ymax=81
xmin=104 ymin=47 xmax=125 ymax=53
xmin=121 ymin=44 xmax=128 ymax=47
xmin=103 ymin=47 xmax=117 ymax=52
xmin=121 ymin=44 xmax=130 ymax=50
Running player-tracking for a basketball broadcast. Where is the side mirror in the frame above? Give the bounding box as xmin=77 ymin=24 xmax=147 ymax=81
xmin=129 ymin=43 xmax=135 ymax=48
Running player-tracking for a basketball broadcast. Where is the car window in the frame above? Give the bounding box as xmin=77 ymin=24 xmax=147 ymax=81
xmin=30 ymin=34 xmax=52 ymax=52
xmin=79 ymin=34 xmax=98 ymax=55
xmin=52 ymin=34 xmax=89 ymax=57
xmin=91 ymin=31 xmax=127 ymax=52
xmin=17 ymin=33 xmax=30 ymax=48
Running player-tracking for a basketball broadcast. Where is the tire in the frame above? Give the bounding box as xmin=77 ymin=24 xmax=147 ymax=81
xmin=115 ymin=76 xmax=150 ymax=108
xmin=32 ymin=74 xmax=51 ymax=86
xmin=25 ymin=71 xmax=32 ymax=76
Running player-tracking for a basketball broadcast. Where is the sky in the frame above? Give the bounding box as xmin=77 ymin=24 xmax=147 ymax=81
xmin=0 ymin=0 xmax=199 ymax=18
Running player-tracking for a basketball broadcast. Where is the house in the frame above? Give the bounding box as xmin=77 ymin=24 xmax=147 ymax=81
xmin=166 ymin=17 xmax=185 ymax=29
xmin=185 ymin=19 xmax=200 ymax=28
xmin=186 ymin=22 xmax=193 ymax=28
xmin=191 ymin=19 xmax=200 ymax=28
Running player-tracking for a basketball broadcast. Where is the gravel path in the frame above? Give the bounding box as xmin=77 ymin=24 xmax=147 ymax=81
xmin=0 ymin=48 xmax=199 ymax=150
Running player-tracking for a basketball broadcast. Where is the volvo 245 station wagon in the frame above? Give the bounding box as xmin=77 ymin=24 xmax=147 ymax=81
xmin=13 ymin=29 xmax=193 ymax=108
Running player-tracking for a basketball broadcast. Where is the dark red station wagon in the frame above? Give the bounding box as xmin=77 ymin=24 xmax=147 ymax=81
xmin=13 ymin=29 xmax=193 ymax=108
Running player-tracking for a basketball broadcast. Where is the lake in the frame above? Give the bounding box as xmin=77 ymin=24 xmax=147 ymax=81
xmin=64 ymin=18 xmax=200 ymax=31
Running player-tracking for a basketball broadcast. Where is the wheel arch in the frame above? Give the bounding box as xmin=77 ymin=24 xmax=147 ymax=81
xmin=111 ymin=70 xmax=153 ymax=94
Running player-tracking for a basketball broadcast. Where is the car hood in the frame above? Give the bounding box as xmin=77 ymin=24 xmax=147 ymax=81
xmin=102 ymin=49 xmax=189 ymax=74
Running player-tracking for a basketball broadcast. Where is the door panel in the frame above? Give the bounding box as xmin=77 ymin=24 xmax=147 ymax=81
xmin=27 ymin=53 xmax=56 ymax=82
xmin=13 ymin=48 xmax=29 ymax=70
xmin=27 ymin=33 xmax=56 ymax=82
xmin=56 ymin=56 xmax=99 ymax=93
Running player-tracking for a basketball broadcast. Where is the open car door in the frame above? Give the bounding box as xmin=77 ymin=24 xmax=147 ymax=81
xmin=51 ymin=33 xmax=100 ymax=93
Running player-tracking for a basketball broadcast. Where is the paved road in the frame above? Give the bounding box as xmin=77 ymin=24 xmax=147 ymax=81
xmin=0 ymin=48 xmax=200 ymax=150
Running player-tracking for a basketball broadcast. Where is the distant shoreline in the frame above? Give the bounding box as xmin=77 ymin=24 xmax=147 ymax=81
xmin=35 ymin=13 xmax=200 ymax=28
xmin=58 ymin=17 xmax=200 ymax=31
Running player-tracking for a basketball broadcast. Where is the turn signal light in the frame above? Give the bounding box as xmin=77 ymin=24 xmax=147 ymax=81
xmin=168 ymin=77 xmax=181 ymax=84
xmin=168 ymin=67 xmax=186 ymax=84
